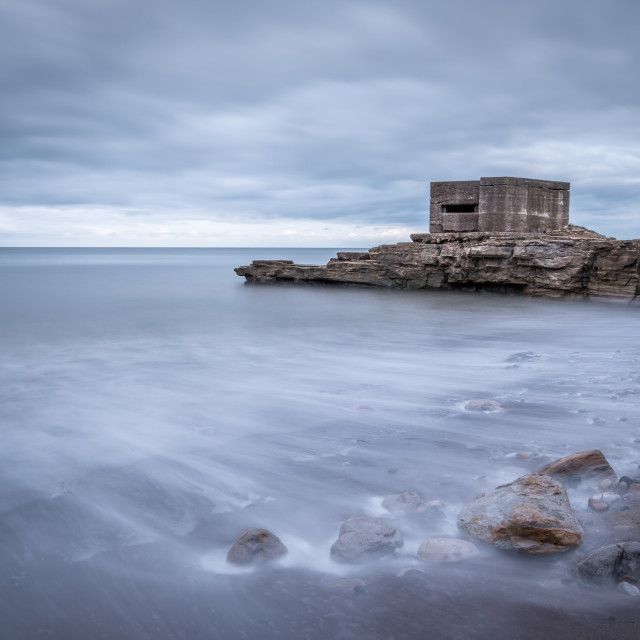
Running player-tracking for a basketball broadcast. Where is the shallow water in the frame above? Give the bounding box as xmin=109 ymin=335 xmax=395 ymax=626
xmin=1 ymin=248 xmax=639 ymax=638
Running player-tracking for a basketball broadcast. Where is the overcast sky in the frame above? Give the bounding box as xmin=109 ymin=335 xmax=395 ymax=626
xmin=1 ymin=0 xmax=639 ymax=247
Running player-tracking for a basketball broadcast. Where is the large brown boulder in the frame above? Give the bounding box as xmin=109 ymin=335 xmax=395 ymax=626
xmin=457 ymin=474 xmax=583 ymax=554
xmin=538 ymin=449 xmax=617 ymax=484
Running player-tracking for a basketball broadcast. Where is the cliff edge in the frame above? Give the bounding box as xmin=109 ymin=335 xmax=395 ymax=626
xmin=235 ymin=226 xmax=640 ymax=302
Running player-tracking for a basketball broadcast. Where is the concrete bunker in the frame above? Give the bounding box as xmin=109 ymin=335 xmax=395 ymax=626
xmin=430 ymin=177 xmax=570 ymax=234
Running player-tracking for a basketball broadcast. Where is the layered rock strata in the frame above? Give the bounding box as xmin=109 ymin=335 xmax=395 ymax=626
xmin=235 ymin=226 xmax=640 ymax=302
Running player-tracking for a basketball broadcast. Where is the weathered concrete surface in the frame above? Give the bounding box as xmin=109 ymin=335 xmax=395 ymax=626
xmin=235 ymin=226 xmax=640 ymax=303
xmin=430 ymin=180 xmax=479 ymax=233
xmin=477 ymin=177 xmax=569 ymax=234
xmin=457 ymin=474 xmax=584 ymax=554
xmin=429 ymin=177 xmax=569 ymax=233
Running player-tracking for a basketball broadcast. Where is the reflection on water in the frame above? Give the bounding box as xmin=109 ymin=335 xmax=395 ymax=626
xmin=1 ymin=248 xmax=639 ymax=638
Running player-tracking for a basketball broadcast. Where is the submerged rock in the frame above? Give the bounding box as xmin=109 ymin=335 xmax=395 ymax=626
xmin=417 ymin=537 xmax=479 ymax=563
xmin=226 ymin=528 xmax=288 ymax=566
xmin=382 ymin=491 xmax=423 ymax=513
xmin=588 ymin=492 xmax=622 ymax=512
xmin=396 ymin=567 xmax=426 ymax=578
xmin=538 ymin=449 xmax=617 ymax=485
xmin=324 ymin=578 xmax=367 ymax=592
xmin=588 ymin=496 xmax=610 ymax=512
xmin=382 ymin=491 xmax=432 ymax=514
xmin=330 ymin=516 xmax=403 ymax=563
xmin=457 ymin=474 xmax=583 ymax=554
xmin=577 ymin=541 xmax=640 ymax=586
xmin=464 ymin=398 xmax=502 ymax=412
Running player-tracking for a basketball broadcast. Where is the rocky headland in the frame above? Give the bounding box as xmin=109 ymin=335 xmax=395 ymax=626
xmin=235 ymin=226 xmax=640 ymax=302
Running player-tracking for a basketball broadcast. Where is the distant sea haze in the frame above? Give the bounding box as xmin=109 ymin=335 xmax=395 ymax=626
xmin=1 ymin=247 xmax=639 ymax=638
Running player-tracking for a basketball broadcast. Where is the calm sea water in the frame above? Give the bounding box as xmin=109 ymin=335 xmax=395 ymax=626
xmin=1 ymin=248 xmax=639 ymax=639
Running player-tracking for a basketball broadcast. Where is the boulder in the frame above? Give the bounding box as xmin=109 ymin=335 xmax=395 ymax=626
xmin=330 ymin=516 xmax=403 ymax=563
xmin=417 ymin=537 xmax=479 ymax=563
xmin=457 ymin=474 xmax=583 ymax=554
xmin=577 ymin=541 xmax=640 ymax=586
xmin=226 ymin=528 xmax=287 ymax=566
xmin=538 ymin=449 xmax=617 ymax=485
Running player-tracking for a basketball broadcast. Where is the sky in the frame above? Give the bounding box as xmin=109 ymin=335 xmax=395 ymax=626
xmin=1 ymin=0 xmax=639 ymax=247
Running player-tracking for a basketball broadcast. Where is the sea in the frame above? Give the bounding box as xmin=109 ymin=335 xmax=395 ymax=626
xmin=1 ymin=247 xmax=639 ymax=639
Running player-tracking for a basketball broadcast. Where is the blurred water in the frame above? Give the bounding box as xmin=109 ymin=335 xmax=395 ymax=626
xmin=1 ymin=248 xmax=639 ymax=639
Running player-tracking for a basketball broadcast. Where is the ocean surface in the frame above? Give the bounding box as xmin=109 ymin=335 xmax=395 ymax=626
xmin=1 ymin=247 xmax=639 ymax=639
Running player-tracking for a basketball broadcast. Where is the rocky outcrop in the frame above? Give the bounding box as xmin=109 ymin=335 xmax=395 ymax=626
xmin=330 ymin=516 xmax=403 ymax=563
xmin=226 ymin=528 xmax=288 ymax=566
xmin=235 ymin=226 xmax=640 ymax=302
xmin=457 ymin=474 xmax=583 ymax=554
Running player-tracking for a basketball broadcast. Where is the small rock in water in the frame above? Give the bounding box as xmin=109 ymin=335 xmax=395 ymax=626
xmin=504 ymin=451 xmax=532 ymax=460
xmin=506 ymin=351 xmax=541 ymax=363
xmin=417 ymin=537 xmax=479 ymax=563
xmin=617 ymin=480 xmax=630 ymax=495
xmin=617 ymin=581 xmax=640 ymax=597
xmin=603 ymin=491 xmax=622 ymax=504
xmin=325 ymin=578 xmax=367 ymax=591
xmin=465 ymin=398 xmax=502 ymax=412
xmin=226 ymin=528 xmax=288 ymax=566
xmin=588 ymin=497 xmax=609 ymax=512
xmin=599 ymin=478 xmax=613 ymax=491
xmin=617 ymin=476 xmax=640 ymax=495
xmin=396 ymin=567 xmax=426 ymax=578
xmin=330 ymin=516 xmax=403 ymax=563
xmin=543 ymin=578 xmax=565 ymax=590
xmin=589 ymin=492 xmax=621 ymax=512
xmin=382 ymin=491 xmax=424 ymax=514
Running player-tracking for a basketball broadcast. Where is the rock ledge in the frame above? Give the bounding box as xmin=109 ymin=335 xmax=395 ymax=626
xmin=235 ymin=226 xmax=640 ymax=302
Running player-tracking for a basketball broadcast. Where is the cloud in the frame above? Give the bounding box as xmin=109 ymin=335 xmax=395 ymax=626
xmin=1 ymin=0 xmax=639 ymax=245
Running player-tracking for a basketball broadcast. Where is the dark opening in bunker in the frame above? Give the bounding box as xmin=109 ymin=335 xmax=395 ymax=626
xmin=443 ymin=204 xmax=477 ymax=213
